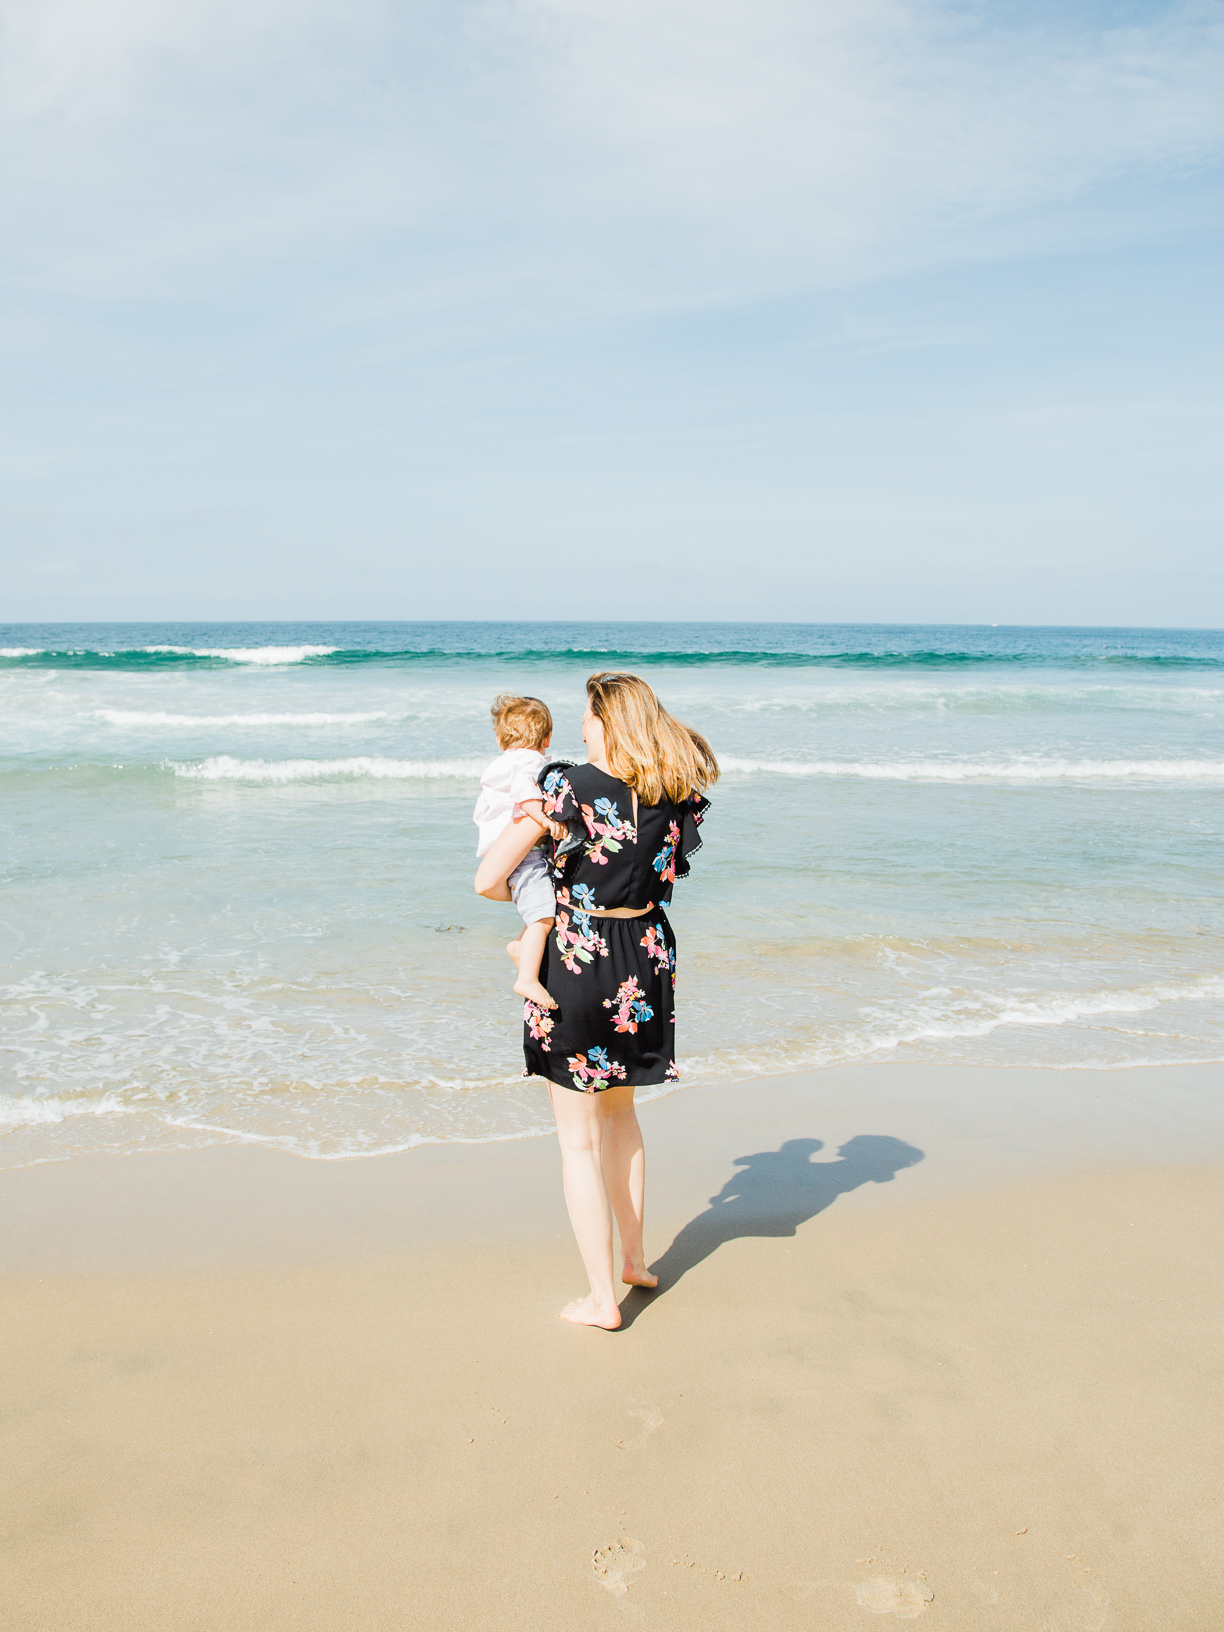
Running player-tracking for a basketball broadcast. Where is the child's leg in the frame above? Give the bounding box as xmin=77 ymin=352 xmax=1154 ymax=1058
xmin=506 ymin=851 xmax=557 ymax=1007
xmin=510 ymin=917 xmax=556 ymax=1009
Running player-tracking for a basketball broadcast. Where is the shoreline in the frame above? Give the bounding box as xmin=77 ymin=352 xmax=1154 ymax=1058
xmin=6 ymin=1041 xmax=1224 ymax=1175
xmin=4 ymin=1049 xmax=1221 ymax=1178
xmin=1 ymin=1061 xmax=1220 ymax=1275
xmin=3 ymin=1062 xmax=1222 ymax=1628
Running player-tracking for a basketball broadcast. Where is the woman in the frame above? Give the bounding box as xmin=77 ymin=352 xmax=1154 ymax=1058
xmin=476 ymin=672 xmax=717 ymax=1329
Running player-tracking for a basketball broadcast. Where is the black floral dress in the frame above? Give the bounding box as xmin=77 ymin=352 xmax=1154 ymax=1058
xmin=522 ymin=761 xmax=709 ymax=1092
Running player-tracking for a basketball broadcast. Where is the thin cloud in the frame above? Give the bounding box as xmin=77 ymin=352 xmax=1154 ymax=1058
xmin=495 ymin=0 xmax=1224 ymax=269
xmin=1 ymin=0 xmax=1221 ymax=310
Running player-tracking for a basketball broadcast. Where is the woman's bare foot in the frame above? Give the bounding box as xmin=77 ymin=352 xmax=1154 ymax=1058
xmin=515 ymin=976 xmax=557 ymax=1009
xmin=559 ymin=1295 xmax=622 ymax=1329
xmin=621 ymin=1260 xmax=658 ymax=1289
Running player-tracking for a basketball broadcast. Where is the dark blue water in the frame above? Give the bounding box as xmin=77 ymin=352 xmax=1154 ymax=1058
xmin=2 ymin=621 xmax=1222 ymax=669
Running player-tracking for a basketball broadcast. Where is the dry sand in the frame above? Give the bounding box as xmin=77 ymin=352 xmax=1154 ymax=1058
xmin=2 ymin=1064 xmax=1221 ymax=1630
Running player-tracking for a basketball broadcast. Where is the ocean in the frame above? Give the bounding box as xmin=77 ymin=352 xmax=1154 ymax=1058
xmin=2 ymin=621 xmax=1222 ymax=1168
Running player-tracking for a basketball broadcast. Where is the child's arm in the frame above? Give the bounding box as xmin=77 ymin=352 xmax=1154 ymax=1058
xmin=474 ymin=813 xmax=545 ymax=899
xmin=518 ymin=798 xmax=566 ymax=844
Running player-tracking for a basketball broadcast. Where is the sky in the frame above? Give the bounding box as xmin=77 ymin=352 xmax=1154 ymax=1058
xmin=1 ymin=0 xmax=1222 ymax=626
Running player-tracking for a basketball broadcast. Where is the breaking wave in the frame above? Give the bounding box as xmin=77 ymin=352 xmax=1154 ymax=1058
xmin=165 ymin=753 xmax=1224 ymax=786
xmin=719 ymin=756 xmax=1224 ymax=782
xmin=97 ymin=709 xmax=391 ymax=727
xmin=171 ymin=755 xmax=485 ymax=782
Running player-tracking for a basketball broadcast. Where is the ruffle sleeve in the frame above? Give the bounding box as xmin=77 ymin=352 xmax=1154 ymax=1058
xmin=537 ymin=761 xmax=586 ymax=877
xmin=672 ymin=791 xmax=710 ymax=882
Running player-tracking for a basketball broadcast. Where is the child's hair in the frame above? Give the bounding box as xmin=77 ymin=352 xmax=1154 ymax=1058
xmin=491 ymin=693 xmax=553 ymax=751
xmin=586 ymin=672 xmax=719 ymax=805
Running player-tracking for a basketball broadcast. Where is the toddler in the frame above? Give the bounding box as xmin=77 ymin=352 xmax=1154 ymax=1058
xmin=473 ymin=693 xmax=561 ymax=1009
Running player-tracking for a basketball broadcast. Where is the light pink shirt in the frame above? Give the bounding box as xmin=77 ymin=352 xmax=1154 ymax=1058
xmin=472 ymin=747 xmax=547 ymax=856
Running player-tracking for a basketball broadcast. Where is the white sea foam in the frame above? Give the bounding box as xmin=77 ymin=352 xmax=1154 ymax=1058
xmin=0 ymin=645 xmax=338 ymax=663
xmin=0 ymin=1092 xmax=133 ymax=1129
xmin=143 ymin=645 xmax=337 ymax=664
xmin=683 ymin=975 xmax=1224 ymax=1085
xmin=168 ymin=753 xmax=1224 ymax=785
xmin=714 ymin=683 xmax=1224 ymax=716
xmin=97 ymin=710 xmax=390 ymax=727
xmin=171 ymin=754 xmax=485 ymax=782
xmin=720 ymin=755 xmax=1224 ymax=782
xmin=856 ymin=976 xmax=1224 ymax=1051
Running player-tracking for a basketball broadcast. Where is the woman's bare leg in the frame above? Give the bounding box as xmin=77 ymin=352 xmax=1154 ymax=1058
xmin=598 ymin=1085 xmax=658 ymax=1288
xmin=548 ymin=1082 xmax=621 ymax=1329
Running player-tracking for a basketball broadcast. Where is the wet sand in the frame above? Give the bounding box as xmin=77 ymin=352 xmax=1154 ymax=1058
xmin=2 ymin=1064 xmax=1222 ymax=1629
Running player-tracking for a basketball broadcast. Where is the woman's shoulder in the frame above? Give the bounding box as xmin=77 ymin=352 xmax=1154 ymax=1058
xmin=546 ymin=761 xmax=620 ymax=798
xmin=538 ymin=760 xmax=603 ymax=823
xmin=539 ymin=758 xmax=575 ymax=782
xmin=646 ymin=787 xmax=711 ymax=819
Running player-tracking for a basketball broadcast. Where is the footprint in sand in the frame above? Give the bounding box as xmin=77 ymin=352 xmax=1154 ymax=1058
xmin=1044 ymin=1586 xmax=1109 ymax=1632
xmin=592 ymin=1538 xmax=647 ymax=1596
xmin=855 ymin=1577 xmax=935 ymax=1618
xmin=615 ymin=1405 xmax=664 ymax=1450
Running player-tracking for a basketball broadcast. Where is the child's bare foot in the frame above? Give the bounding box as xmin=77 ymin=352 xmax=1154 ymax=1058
xmin=622 ymin=1260 xmax=658 ymax=1289
xmin=514 ymin=976 xmax=557 ymax=1009
xmin=559 ymin=1295 xmax=622 ymax=1329
xmin=506 ymin=938 xmax=522 ymax=963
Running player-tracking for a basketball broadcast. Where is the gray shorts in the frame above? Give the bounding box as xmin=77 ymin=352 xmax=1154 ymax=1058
xmin=508 ymin=849 xmax=556 ymax=926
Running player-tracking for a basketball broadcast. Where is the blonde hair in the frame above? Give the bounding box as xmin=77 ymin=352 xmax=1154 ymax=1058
xmin=491 ymin=693 xmax=552 ymax=751
xmin=586 ymin=672 xmax=719 ymax=805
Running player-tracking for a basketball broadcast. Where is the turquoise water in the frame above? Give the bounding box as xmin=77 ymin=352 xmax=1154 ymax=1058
xmin=2 ymin=622 xmax=1222 ymax=1167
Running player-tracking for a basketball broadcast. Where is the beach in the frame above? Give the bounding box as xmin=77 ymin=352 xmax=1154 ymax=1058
xmin=3 ymin=625 xmax=1222 ymax=1624
xmin=4 ymin=1062 xmax=1222 ymax=1629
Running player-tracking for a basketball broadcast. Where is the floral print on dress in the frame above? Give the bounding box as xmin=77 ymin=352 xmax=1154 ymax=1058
xmin=554 ymin=885 xmax=608 ymax=973
xmin=581 ymin=796 xmax=636 ymax=866
xmin=602 ymin=976 xmax=654 ymax=1034
xmin=652 ymin=819 xmax=681 ymax=885
xmin=541 ymin=770 xmax=586 ymax=883
xmin=522 ymin=761 xmax=711 ymax=1094
xmin=567 ymin=1045 xmax=628 ymax=1093
xmin=523 ymin=1000 xmax=554 ymax=1052
xmin=541 ymin=767 xmax=573 ymax=819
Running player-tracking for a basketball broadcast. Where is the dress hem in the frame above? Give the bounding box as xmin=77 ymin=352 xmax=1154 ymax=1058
xmin=523 ymin=1064 xmax=678 ymax=1094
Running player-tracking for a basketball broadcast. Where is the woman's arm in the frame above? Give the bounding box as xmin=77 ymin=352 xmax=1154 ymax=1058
xmin=474 ymin=814 xmax=548 ymax=900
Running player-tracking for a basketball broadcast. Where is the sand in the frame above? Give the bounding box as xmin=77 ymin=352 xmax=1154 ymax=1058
xmin=2 ymin=1064 xmax=1222 ymax=1629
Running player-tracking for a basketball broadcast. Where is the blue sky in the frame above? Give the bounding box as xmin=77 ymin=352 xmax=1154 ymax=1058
xmin=2 ymin=0 xmax=1222 ymax=624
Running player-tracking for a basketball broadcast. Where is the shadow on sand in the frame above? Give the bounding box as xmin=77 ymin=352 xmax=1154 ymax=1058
xmin=620 ymin=1135 xmax=925 ymax=1329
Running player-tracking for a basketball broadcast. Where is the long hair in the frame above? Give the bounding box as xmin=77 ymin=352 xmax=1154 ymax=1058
xmin=586 ymin=672 xmax=719 ymax=805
